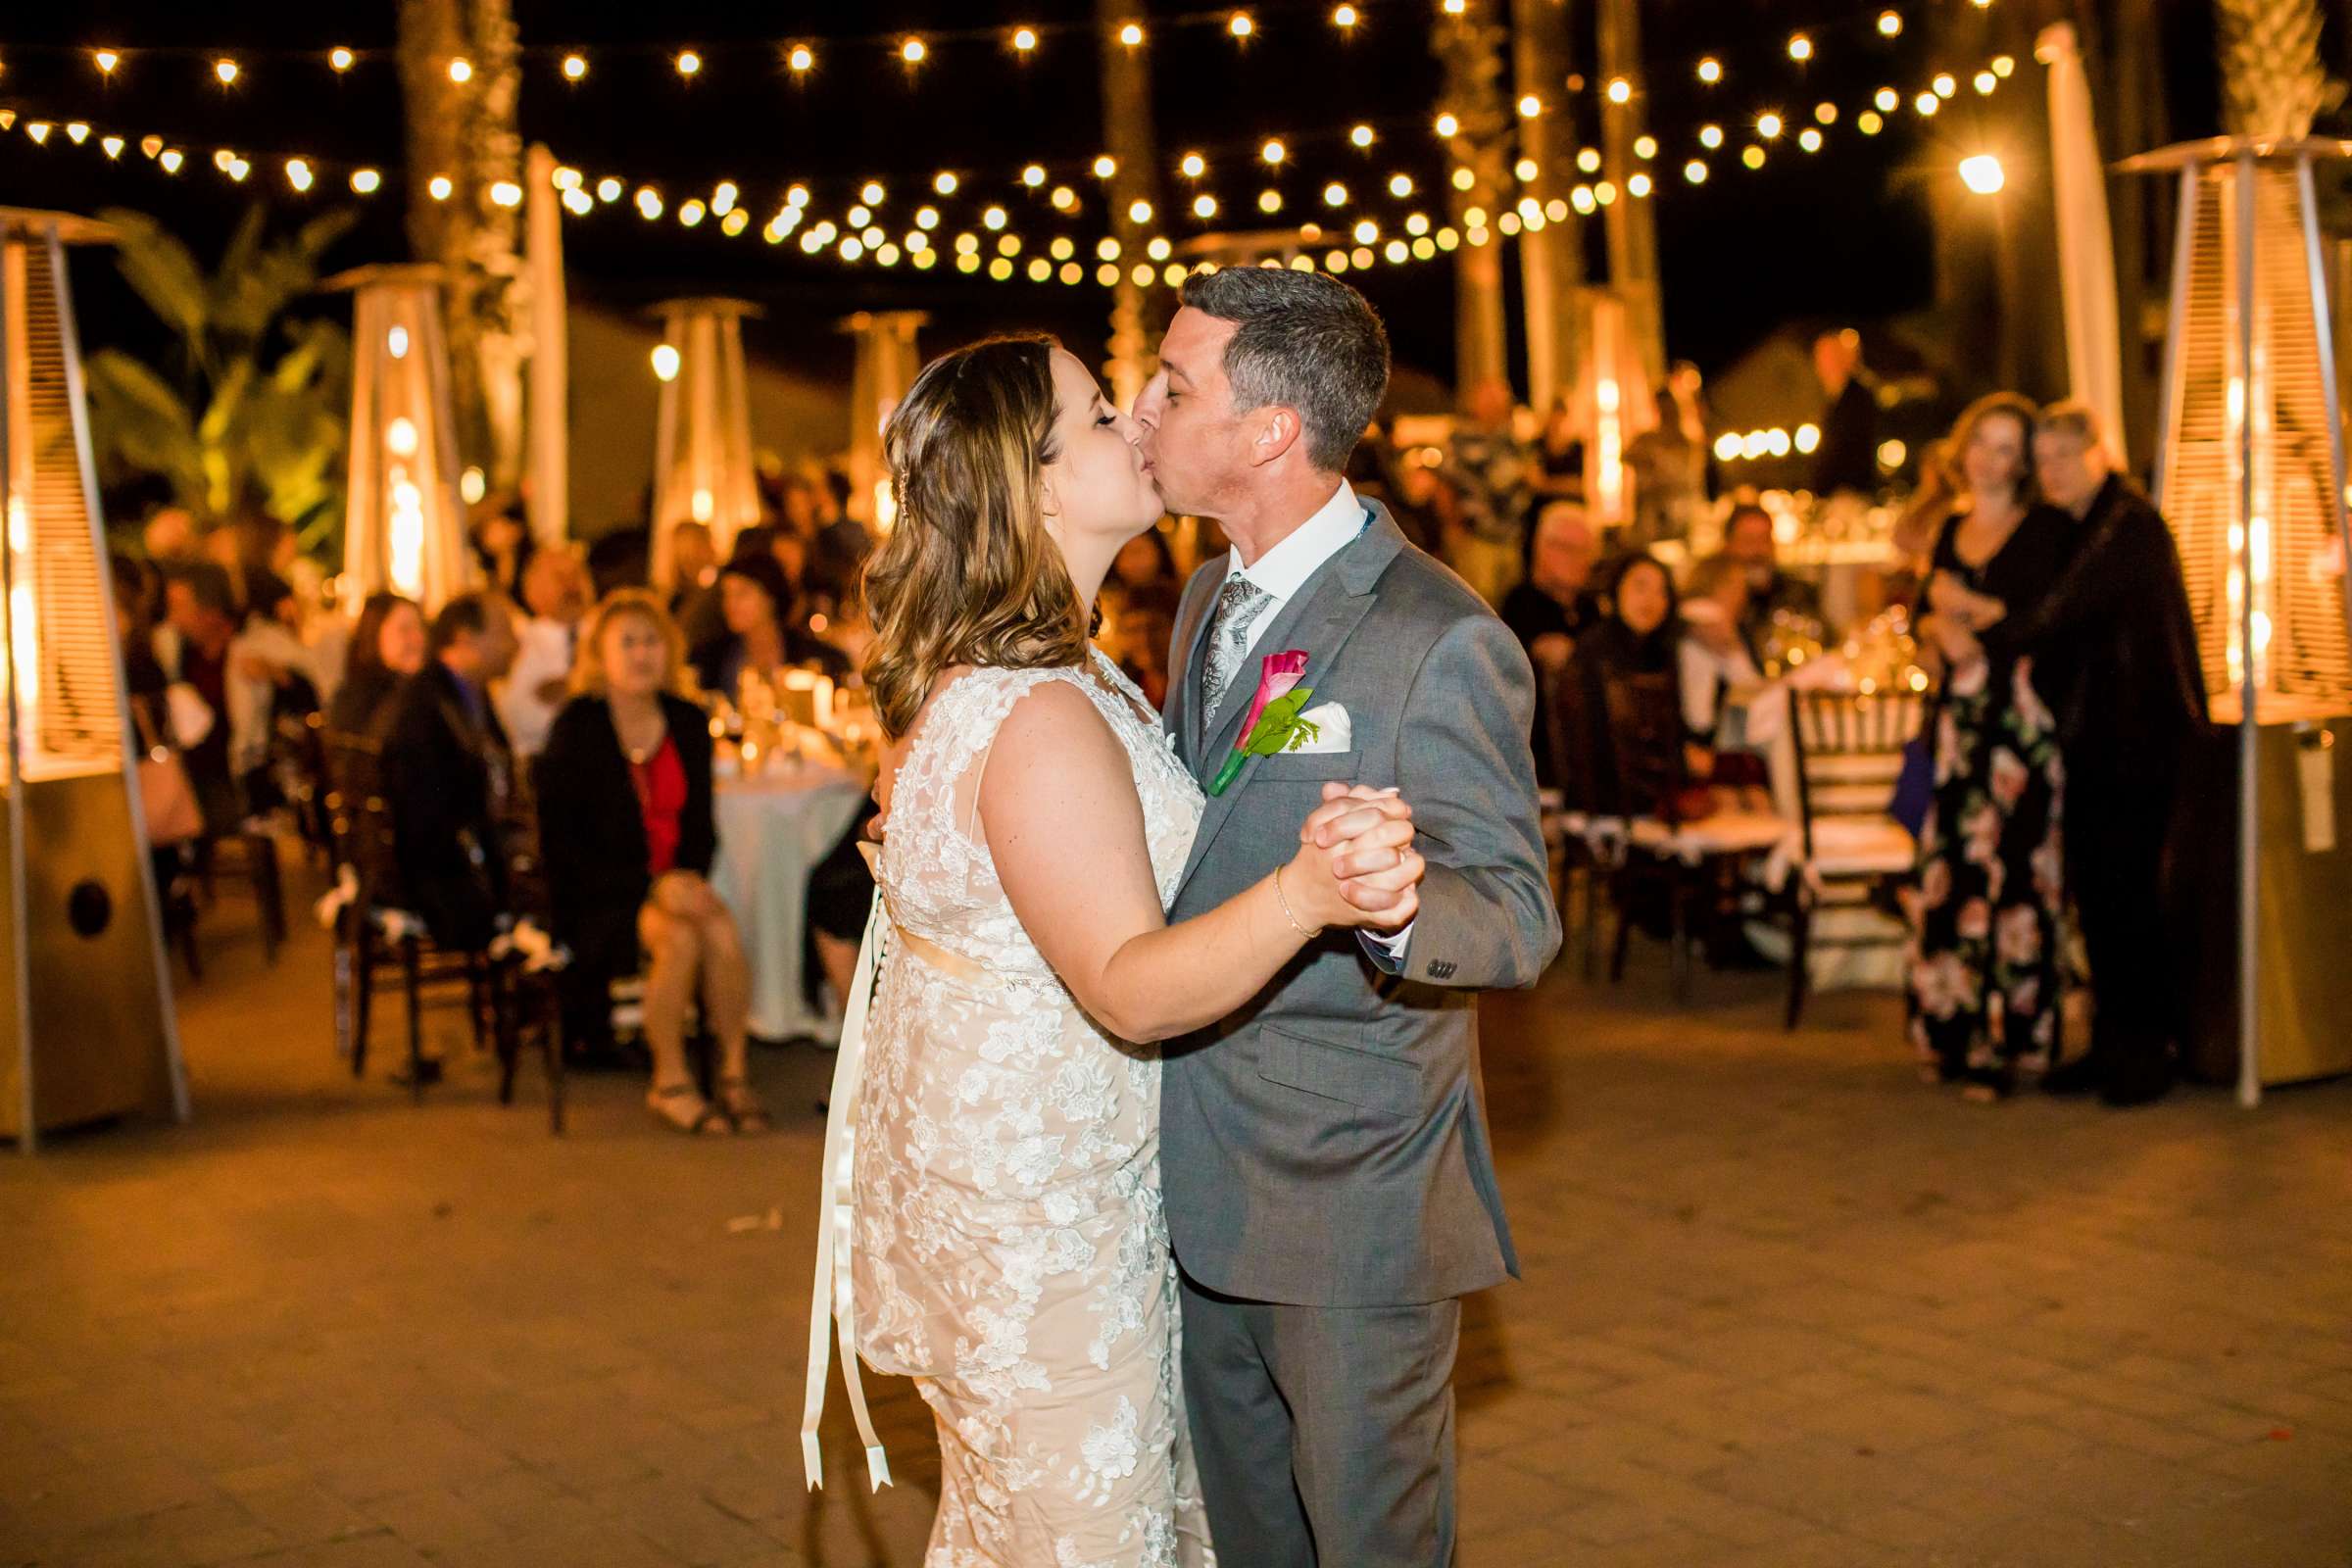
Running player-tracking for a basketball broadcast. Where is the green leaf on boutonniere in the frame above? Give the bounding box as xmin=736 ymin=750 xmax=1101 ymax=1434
xmin=1208 ymin=685 xmax=1318 ymax=797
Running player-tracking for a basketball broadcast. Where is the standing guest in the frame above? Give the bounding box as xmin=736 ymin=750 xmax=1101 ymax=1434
xmin=1677 ymin=553 xmax=1764 ymax=748
xmin=1723 ymin=501 xmax=1827 ymax=643
xmin=1501 ymin=502 xmax=1601 ymax=786
xmin=689 ymin=551 xmax=849 ymax=699
xmin=1534 ymin=397 xmax=1585 ymax=500
xmin=666 ymin=520 xmax=725 ymax=651
xmin=468 ymin=504 xmax=535 ymax=602
xmin=536 ymin=592 xmax=765 ymax=1136
xmin=1946 ymin=401 xmax=2207 ymax=1105
xmin=1624 ymin=382 xmax=1708 ymax=546
xmin=499 ymin=549 xmax=592 ymax=759
xmin=378 ymin=594 xmax=520 ymax=966
xmin=325 ymin=593 xmax=427 ymax=739
xmin=1440 ymin=376 xmax=1538 ymax=605
xmin=1808 ymin=328 xmax=1881 ymax=498
xmin=1904 ymin=393 xmax=2077 ymax=1102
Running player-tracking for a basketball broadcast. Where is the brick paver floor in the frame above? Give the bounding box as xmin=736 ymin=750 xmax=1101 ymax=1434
xmin=3 ymin=874 xmax=2348 ymax=1566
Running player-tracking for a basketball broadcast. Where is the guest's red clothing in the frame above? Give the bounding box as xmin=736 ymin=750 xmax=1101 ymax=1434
xmin=628 ymin=737 xmax=688 ymax=877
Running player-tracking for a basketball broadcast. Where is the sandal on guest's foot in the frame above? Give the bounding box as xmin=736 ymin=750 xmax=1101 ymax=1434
xmin=649 ymin=1081 xmax=731 ymax=1136
xmin=716 ymin=1075 xmax=772 ymax=1135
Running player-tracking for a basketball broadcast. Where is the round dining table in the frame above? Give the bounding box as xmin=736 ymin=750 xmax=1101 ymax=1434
xmin=708 ymin=756 xmax=872 ymax=1044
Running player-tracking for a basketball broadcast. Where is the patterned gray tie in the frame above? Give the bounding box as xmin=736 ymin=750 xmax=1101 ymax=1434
xmin=1200 ymin=573 xmax=1272 ymax=725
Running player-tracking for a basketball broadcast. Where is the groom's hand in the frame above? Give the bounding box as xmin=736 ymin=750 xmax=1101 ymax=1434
xmin=1304 ymin=783 xmax=1424 ymax=924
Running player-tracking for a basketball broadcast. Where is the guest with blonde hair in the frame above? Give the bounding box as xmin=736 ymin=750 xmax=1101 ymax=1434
xmin=535 ymin=591 xmax=762 ymax=1135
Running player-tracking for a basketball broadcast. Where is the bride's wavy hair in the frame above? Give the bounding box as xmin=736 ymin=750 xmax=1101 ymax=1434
xmin=862 ymin=334 xmax=1089 ymax=740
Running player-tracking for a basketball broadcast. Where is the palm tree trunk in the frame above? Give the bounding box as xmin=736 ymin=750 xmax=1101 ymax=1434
xmin=397 ymin=0 xmax=524 ymax=495
xmin=1098 ymin=0 xmax=1163 ymax=409
xmin=1511 ymin=0 xmax=1581 ymax=413
xmin=1596 ymin=0 xmax=1663 ymax=381
xmin=1435 ymin=4 xmax=1510 ymax=399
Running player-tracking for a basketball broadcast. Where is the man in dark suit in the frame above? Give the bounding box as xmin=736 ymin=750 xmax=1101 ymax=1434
xmin=380 ymin=593 xmax=521 ymax=961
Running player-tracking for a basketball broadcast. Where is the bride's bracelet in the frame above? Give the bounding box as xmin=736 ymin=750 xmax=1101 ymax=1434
xmin=1272 ymin=864 xmax=1325 ymax=941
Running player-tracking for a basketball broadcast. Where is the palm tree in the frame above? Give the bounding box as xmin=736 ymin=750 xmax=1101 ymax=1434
xmin=84 ymin=205 xmax=357 ymax=545
xmin=2215 ymin=0 xmax=2328 ymax=138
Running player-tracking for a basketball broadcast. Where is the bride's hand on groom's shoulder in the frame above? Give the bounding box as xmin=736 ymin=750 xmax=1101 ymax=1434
xmin=1286 ymin=784 xmax=1424 ymax=932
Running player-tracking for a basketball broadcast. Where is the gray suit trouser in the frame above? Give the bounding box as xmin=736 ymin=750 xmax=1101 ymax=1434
xmin=1180 ymin=1269 xmax=1459 ymax=1567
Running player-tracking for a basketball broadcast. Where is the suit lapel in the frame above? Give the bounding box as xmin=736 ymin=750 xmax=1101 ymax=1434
xmin=1168 ymin=563 xmax=1229 ymax=771
xmin=1175 ymin=511 xmax=1404 ymax=895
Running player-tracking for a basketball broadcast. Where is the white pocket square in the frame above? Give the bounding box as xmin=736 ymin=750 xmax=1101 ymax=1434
xmin=1288 ymin=702 xmax=1352 ymax=754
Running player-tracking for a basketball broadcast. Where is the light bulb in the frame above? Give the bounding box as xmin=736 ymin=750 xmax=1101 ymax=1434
xmin=94 ymin=49 xmax=121 ymax=74
xmin=563 ymin=53 xmax=587 ymax=80
xmin=675 ymin=51 xmax=701 ymax=77
xmin=1012 ymin=26 xmax=1038 ymax=52
xmin=215 ymin=57 xmax=239 ymax=85
xmin=786 ymin=44 xmax=813 ymax=73
xmin=901 ymin=37 xmax=927 ymax=64
xmin=448 ymin=57 xmax=472 ymax=83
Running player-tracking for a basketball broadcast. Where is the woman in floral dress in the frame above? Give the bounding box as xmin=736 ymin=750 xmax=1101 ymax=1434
xmin=1904 ymin=394 xmax=2079 ymax=1100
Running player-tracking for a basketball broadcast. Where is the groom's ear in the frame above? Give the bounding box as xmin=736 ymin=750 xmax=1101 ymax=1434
xmin=1248 ymin=406 xmax=1306 ymax=468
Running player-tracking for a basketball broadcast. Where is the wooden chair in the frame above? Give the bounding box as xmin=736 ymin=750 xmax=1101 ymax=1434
xmin=1783 ymin=688 xmax=1926 ymax=1028
xmin=1596 ymin=671 xmax=1792 ymax=1003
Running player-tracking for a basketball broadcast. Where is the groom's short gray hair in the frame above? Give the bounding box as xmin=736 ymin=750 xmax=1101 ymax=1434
xmin=1180 ymin=267 xmax=1390 ymax=474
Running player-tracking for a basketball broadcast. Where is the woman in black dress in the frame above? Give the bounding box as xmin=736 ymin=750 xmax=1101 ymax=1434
xmin=1556 ymin=551 xmax=1684 ymax=816
xmin=537 ymin=591 xmax=764 ymax=1136
xmin=326 ymin=592 xmax=427 ymax=739
xmin=1905 ymin=394 xmax=2079 ymax=1100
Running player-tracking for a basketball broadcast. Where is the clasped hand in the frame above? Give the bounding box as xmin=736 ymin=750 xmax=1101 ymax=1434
xmin=1282 ymin=783 xmax=1425 ymax=933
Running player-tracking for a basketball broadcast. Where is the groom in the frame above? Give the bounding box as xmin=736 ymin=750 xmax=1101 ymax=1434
xmin=1136 ymin=268 xmax=1560 ymax=1563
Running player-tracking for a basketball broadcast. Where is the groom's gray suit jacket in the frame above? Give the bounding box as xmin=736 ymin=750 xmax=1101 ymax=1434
xmin=1160 ymin=501 xmax=1560 ymax=1308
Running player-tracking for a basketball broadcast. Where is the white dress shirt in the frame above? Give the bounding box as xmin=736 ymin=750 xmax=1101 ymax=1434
xmin=1215 ymin=479 xmax=1369 ymax=671
xmin=1207 ymin=479 xmax=1412 ymax=958
xmin=499 ymin=613 xmax=577 ymax=758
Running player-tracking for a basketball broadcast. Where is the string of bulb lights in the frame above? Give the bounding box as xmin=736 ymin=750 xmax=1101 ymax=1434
xmin=0 ymin=8 xmax=2021 ymax=292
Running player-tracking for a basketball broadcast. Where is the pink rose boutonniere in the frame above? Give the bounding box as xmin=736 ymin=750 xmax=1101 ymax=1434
xmin=1208 ymin=650 xmax=1319 ymax=797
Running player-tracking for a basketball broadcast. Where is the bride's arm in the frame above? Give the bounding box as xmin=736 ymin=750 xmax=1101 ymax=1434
xmin=981 ymin=681 xmax=1417 ymax=1044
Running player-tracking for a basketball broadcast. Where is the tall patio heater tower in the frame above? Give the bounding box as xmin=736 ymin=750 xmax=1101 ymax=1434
xmin=648 ymin=297 xmax=760 ymax=589
xmin=2120 ymin=138 xmax=2352 ymax=1102
xmin=0 ymin=209 xmax=187 ymax=1150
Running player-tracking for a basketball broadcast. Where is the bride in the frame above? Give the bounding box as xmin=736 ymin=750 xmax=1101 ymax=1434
xmin=838 ymin=334 xmax=1422 ymax=1566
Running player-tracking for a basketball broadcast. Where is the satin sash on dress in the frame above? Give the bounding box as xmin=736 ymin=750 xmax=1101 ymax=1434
xmin=800 ymin=858 xmax=996 ymax=1494
xmin=801 ymin=885 xmax=893 ymax=1494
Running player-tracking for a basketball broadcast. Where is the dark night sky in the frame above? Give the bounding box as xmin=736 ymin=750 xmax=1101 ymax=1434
xmin=0 ymin=1 xmax=2226 ymax=396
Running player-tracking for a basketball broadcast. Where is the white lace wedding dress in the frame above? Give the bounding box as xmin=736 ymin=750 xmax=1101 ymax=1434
xmin=853 ymin=649 xmax=1214 ymax=1568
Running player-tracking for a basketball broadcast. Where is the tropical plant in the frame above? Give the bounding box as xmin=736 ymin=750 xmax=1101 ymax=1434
xmin=84 ymin=204 xmax=357 ymax=548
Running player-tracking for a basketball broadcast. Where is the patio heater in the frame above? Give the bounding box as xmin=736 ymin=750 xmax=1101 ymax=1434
xmin=326 ymin=264 xmax=474 ymax=612
xmin=842 ymin=310 xmax=926 ymax=532
xmin=648 ymin=297 xmax=760 ymax=588
xmin=1565 ymin=289 xmax=1657 ymax=530
xmin=0 ymin=209 xmax=188 ymax=1150
xmin=2121 ymin=138 xmax=2352 ymax=1102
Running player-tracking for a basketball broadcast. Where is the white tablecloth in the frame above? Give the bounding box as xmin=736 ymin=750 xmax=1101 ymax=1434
xmin=710 ymin=761 xmax=871 ymax=1043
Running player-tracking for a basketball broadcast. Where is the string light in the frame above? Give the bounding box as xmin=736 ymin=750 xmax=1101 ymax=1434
xmin=1878 ymin=11 xmax=1902 ymax=36
xmin=93 ymin=50 xmax=121 ymax=75
xmin=1022 ymin=164 xmax=1047 ymax=186
xmin=351 ymin=168 xmax=380 ymax=193
xmin=1875 ymin=87 xmax=1898 ymax=112
xmin=159 ymin=148 xmax=183 ymax=172
xmin=860 ymin=180 xmax=886 ymax=204
xmin=1697 ymin=57 xmax=1722 ymax=84
xmin=1788 ymin=34 xmax=1812 ymax=62
xmin=1093 ymin=155 xmax=1117 ymax=178
xmin=65 ymin=122 xmax=89 ymax=144
xmin=1992 ymin=54 xmax=2015 ymax=76
xmin=284 ymin=157 xmax=312 ymax=191
xmin=1634 ymin=134 xmax=1657 ymax=159
xmin=1118 ymin=23 xmax=1145 ymax=47
xmin=597 ymin=176 xmax=622 ymax=202
xmin=1324 ymin=181 xmax=1348 ymax=206
xmin=1974 ymin=71 xmax=1997 ymax=95
xmin=636 ymin=186 xmax=662 ymax=219
xmin=448 ymin=57 xmax=472 ymax=84
xmin=1576 ymin=147 xmax=1601 ymax=172
xmin=101 ymin=135 xmax=123 ymax=158
xmin=1442 ymin=0 xmax=1466 ymax=14
xmin=1815 ymin=102 xmax=1838 ymax=124
xmin=1699 ymin=124 xmax=1724 ymax=149
xmin=1514 ymin=158 xmax=1538 ymax=181
xmin=1914 ymin=91 xmax=1938 ymax=116
xmin=786 ymin=44 xmax=813 ymax=74
xmin=1261 ymin=138 xmax=1286 ymax=165
xmin=1012 ymin=27 xmax=1038 ymax=53
xmin=1333 ymin=5 xmax=1358 ymax=26
xmin=1051 ymin=184 xmax=1077 ymax=210
xmin=1389 ymin=172 xmax=1413 ymax=196
xmin=934 ymin=171 xmax=957 ymax=195
xmin=1434 ymin=112 xmax=1459 ymax=137
xmin=214 ymin=58 xmax=239 ymax=85
xmin=675 ymin=50 xmax=702 ymax=77
xmin=1180 ymin=152 xmax=1206 ymax=177
xmin=329 ymin=46 xmax=356 ymax=73
xmin=1605 ymin=77 xmax=1631 ymax=105
xmin=1517 ymin=94 xmax=1542 ymax=119
xmin=1350 ymin=124 xmax=1374 ymax=148
xmin=711 ymin=179 xmax=736 ymax=214
xmin=1628 ymin=172 xmax=1651 ymax=197
xmin=1858 ymin=111 xmax=1883 ymax=135
xmin=564 ymin=53 xmax=588 ymax=80
xmin=1798 ymin=127 xmax=1823 ymax=152
xmin=1127 ymin=198 xmax=1152 ymax=222
xmin=428 ymin=174 xmax=453 ymax=200
xmin=1741 ymin=145 xmax=1765 ymax=170
xmin=1194 ymin=193 xmax=1217 ymax=218
xmin=1228 ymin=13 xmax=1253 ymax=39
xmin=983 ymin=205 xmax=1007 ymax=229
xmin=1258 ymin=188 xmax=1282 ymax=213
xmin=1756 ymin=112 xmax=1783 ymax=139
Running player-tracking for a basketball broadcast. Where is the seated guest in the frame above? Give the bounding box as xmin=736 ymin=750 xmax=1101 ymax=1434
xmin=379 ymin=593 xmax=519 ymax=962
xmin=499 ymin=549 xmax=592 ymax=759
xmin=325 ymin=593 xmax=427 ymax=740
xmin=536 ymin=592 xmax=766 ymax=1136
xmin=1557 ymin=552 xmax=1685 ymax=816
xmin=1677 ymin=552 xmax=1764 ymax=746
xmin=1723 ymin=501 xmax=1826 ymax=644
xmin=156 ymin=564 xmax=249 ymax=834
xmin=667 ymin=520 xmax=725 ymax=651
xmin=1502 ymin=501 xmax=1601 ymax=787
xmin=689 ymin=551 xmax=849 ymax=700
